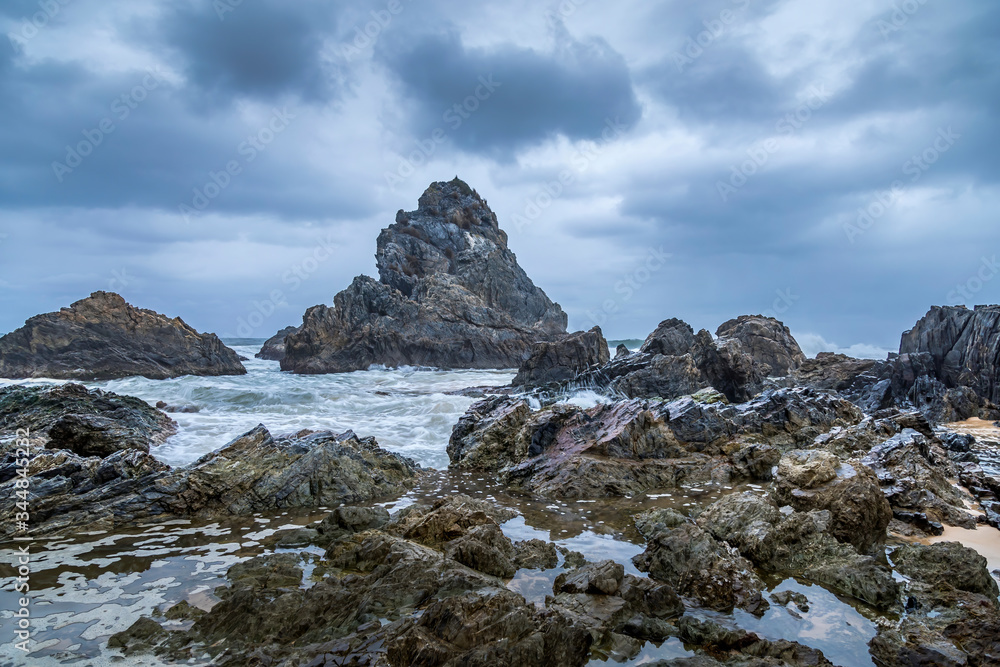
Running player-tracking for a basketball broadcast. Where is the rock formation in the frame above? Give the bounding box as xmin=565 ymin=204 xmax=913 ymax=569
xmin=521 ymin=315 xmax=806 ymax=403
xmin=281 ymin=178 xmax=567 ymax=373
xmin=0 ymin=420 xmax=421 ymax=537
xmin=512 ymin=326 xmax=610 ymax=386
xmin=0 ymin=291 xmax=246 ymax=380
xmin=255 ymin=325 xmax=299 ymax=361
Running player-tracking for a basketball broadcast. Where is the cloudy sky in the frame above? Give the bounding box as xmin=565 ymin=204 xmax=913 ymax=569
xmin=1 ymin=0 xmax=998 ymax=357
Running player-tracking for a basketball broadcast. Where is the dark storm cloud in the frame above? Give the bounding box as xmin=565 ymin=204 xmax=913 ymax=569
xmin=375 ymin=25 xmax=642 ymax=156
xmin=157 ymin=0 xmax=341 ymax=106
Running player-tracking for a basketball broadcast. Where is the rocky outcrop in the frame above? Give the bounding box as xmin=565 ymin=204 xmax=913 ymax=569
xmin=109 ymin=493 xmax=692 ymax=666
xmin=281 ymin=179 xmax=567 ymax=373
xmin=0 ymin=292 xmax=246 ymax=380
xmin=696 ymin=492 xmax=900 ymax=610
xmin=871 ymin=541 xmax=1000 ymax=666
xmin=513 ymin=327 xmax=610 ymax=386
xmin=548 ymin=315 xmax=805 ymax=403
xmin=255 ymin=325 xmax=299 ymax=361
xmin=900 ymin=305 xmax=1000 ymax=404
xmin=0 ymin=423 xmax=421 ymax=536
xmin=716 ymin=315 xmax=807 ymax=377
xmin=448 ymin=388 xmax=864 ymax=499
xmin=0 ymin=383 xmax=176 ymax=456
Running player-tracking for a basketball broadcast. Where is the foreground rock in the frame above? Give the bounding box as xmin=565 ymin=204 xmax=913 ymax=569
xmin=0 ymin=423 xmax=420 ymax=536
xmin=110 ymin=493 xmax=840 ymax=667
xmin=0 ymin=383 xmax=175 ymax=456
xmin=871 ymin=541 xmax=1000 ymax=665
xmin=0 ymin=291 xmax=246 ymax=380
xmin=255 ymin=325 xmax=299 ymax=361
xmin=281 ymin=179 xmax=567 ymax=373
xmin=449 ymin=387 xmax=863 ymax=498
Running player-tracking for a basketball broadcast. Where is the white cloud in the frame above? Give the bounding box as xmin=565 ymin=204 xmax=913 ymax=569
xmin=794 ymin=332 xmax=891 ymax=360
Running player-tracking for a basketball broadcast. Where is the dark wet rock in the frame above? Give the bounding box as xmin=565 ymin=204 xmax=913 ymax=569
xmin=317 ymin=505 xmax=391 ymax=544
xmin=443 ymin=522 xmax=517 ymax=578
xmin=514 ymin=538 xmax=559 ymax=570
xmin=715 ymin=315 xmax=807 ymax=377
xmin=256 ymin=325 xmax=299 ymax=361
xmin=633 ymin=509 xmax=769 ymax=614
xmin=108 ymin=616 xmax=167 ymax=655
xmin=773 ymin=450 xmax=892 ymax=554
xmin=0 ymin=424 xmax=420 ymax=537
xmin=871 ymin=541 xmax=1000 ymax=666
xmin=0 ymin=291 xmax=246 ymax=380
xmin=640 ymin=318 xmax=697 ymax=357
xmin=387 ymin=587 xmax=593 ymax=667
xmin=892 ymin=542 xmax=999 ymax=598
xmin=697 ymin=492 xmax=900 ymax=610
xmin=513 ymin=326 xmax=610 ymax=386
xmin=608 ymin=352 xmax=708 ymax=401
xmin=163 ymin=600 xmax=203 ymax=621
xmin=227 ymin=552 xmax=304 ymax=589
xmin=675 ymin=616 xmax=834 ymax=666
xmin=770 ymin=590 xmax=810 ymax=613
xmin=554 ymin=560 xmax=624 ymax=595
xmin=615 ymin=344 xmax=631 ymax=359
xmin=900 ymin=305 xmax=1000 ymax=405
xmin=386 ymin=494 xmax=517 ymax=546
xmin=262 ymin=527 xmax=320 ymax=549
xmin=0 ymin=383 xmax=175 ymax=448
xmin=728 ymin=442 xmax=781 ymax=481
xmin=862 ymin=429 xmax=978 ymax=529
xmin=282 ymin=179 xmax=567 ymax=374
xmin=449 ymin=387 xmax=863 ymax=499
xmin=154 ymin=401 xmax=200 ymax=414
xmin=938 ymin=430 xmax=975 ymax=453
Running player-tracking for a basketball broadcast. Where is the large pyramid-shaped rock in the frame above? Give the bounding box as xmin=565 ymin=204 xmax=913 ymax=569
xmin=0 ymin=292 xmax=246 ymax=380
xmin=281 ymin=179 xmax=568 ymax=373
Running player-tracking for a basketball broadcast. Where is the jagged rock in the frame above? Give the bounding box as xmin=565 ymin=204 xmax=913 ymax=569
xmin=615 ymin=344 xmax=631 ymax=359
xmin=640 ymin=318 xmax=697 ymax=356
xmin=697 ymin=492 xmax=900 ymax=610
xmin=901 ymin=305 xmax=1000 ymax=405
xmin=871 ymin=541 xmax=1000 ymax=666
xmin=514 ymin=539 xmax=559 ymax=570
xmin=553 ymin=560 xmax=624 ymax=595
xmin=0 ymin=383 xmax=175 ymax=452
xmin=0 ymin=291 xmax=246 ymax=380
xmin=448 ymin=387 xmax=863 ymax=499
xmin=862 ymin=429 xmax=978 ymax=529
xmin=773 ymin=450 xmax=892 ymax=554
xmin=281 ymin=179 xmax=567 ymax=373
xmin=255 ymin=325 xmax=299 ymax=361
xmin=513 ymin=326 xmax=610 ymax=386
xmin=609 ymin=353 xmax=708 ymax=401
xmin=715 ymin=315 xmax=807 ymax=377
xmin=632 ymin=509 xmax=769 ymax=614
xmin=0 ymin=424 xmax=420 ymax=536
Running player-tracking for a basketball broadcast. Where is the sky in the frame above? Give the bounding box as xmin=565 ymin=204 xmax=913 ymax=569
xmin=1 ymin=0 xmax=998 ymax=358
